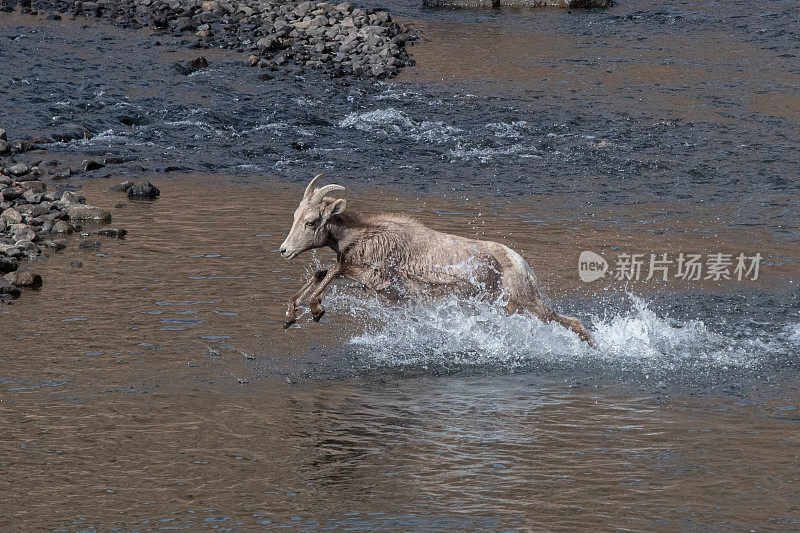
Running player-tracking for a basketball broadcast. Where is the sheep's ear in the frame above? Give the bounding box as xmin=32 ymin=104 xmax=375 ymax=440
xmin=324 ymin=198 xmax=346 ymax=219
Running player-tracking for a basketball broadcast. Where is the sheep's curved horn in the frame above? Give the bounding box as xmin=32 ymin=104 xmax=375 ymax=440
xmin=304 ymin=174 xmax=324 ymax=200
xmin=310 ymin=184 xmax=345 ymax=204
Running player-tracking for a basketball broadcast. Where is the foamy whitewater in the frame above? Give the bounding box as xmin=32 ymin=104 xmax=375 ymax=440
xmin=324 ymin=288 xmax=794 ymax=378
xmin=339 ymin=107 xmax=462 ymax=143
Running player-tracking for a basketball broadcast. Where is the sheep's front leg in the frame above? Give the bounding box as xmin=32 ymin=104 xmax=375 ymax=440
xmin=284 ymin=269 xmax=328 ymax=329
xmin=308 ymin=263 xmax=344 ymax=322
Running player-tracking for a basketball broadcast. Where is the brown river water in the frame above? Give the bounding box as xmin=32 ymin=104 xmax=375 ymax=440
xmin=1 ymin=177 xmax=798 ymax=531
xmin=1 ymin=1 xmax=800 ymax=531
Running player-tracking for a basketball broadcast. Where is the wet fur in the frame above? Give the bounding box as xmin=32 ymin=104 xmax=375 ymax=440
xmin=283 ymin=203 xmax=596 ymax=347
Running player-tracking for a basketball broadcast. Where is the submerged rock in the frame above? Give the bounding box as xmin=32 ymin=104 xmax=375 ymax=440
xmin=173 ymin=56 xmax=209 ymax=75
xmin=110 ymin=180 xmax=134 ymax=192
xmin=96 ymin=227 xmax=128 ymax=239
xmin=50 ymin=124 xmax=94 ymax=143
xmin=11 ymin=140 xmax=34 ymax=153
xmin=127 ymin=181 xmax=160 ymax=199
xmin=78 ymin=240 xmax=102 ymax=251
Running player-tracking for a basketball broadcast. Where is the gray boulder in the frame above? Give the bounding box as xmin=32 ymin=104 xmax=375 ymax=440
xmin=67 ymin=204 xmax=112 ymax=222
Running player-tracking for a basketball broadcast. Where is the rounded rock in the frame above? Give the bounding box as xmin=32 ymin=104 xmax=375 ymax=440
xmin=67 ymin=204 xmax=112 ymax=222
xmin=127 ymin=181 xmax=160 ymax=199
xmin=6 ymin=163 xmax=30 ymax=176
xmin=5 ymin=271 xmax=43 ymax=288
xmin=1 ymin=208 xmax=23 ymax=224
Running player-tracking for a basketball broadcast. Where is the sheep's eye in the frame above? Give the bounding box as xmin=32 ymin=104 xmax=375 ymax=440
xmin=305 ymin=220 xmax=315 ymax=228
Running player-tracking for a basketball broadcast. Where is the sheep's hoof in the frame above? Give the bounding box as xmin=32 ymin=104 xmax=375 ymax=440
xmin=312 ymin=309 xmax=325 ymax=322
xmin=283 ymin=318 xmax=296 ymax=329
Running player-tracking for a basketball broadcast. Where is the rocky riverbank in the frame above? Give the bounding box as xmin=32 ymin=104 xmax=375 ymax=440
xmin=2 ymin=0 xmax=419 ymax=79
xmin=423 ymin=0 xmax=609 ymax=7
xmin=0 ymin=127 xmax=137 ymax=303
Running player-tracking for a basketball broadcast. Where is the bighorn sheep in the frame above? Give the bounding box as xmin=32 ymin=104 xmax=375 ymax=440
xmin=279 ymin=175 xmax=597 ymax=346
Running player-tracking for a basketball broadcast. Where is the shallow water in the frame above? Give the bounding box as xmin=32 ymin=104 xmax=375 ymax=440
xmin=1 ymin=0 xmax=799 ymax=530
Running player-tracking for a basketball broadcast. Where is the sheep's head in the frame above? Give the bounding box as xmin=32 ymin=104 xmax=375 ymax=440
xmin=279 ymin=174 xmax=346 ymax=260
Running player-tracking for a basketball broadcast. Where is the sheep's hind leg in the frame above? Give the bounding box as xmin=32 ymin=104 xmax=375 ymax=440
xmin=284 ymin=269 xmax=327 ymax=329
xmin=545 ymin=311 xmax=597 ymax=348
xmin=506 ymin=299 xmax=597 ymax=348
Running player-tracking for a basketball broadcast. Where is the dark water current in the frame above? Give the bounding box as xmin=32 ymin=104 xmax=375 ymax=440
xmin=0 ymin=0 xmax=799 ymax=530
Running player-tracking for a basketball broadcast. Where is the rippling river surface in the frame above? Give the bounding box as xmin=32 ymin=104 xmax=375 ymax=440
xmin=1 ymin=0 xmax=799 ymax=530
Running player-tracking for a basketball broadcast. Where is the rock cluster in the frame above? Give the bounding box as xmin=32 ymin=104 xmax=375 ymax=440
xmin=0 ymin=127 xmax=126 ymax=302
xmin=423 ymin=0 xmax=609 ymax=7
xmin=14 ymin=0 xmax=419 ymax=78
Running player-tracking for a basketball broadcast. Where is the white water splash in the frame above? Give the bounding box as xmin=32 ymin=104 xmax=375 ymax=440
xmin=326 ymin=290 xmax=776 ymax=374
xmin=486 ymin=121 xmax=530 ymax=138
xmin=75 ymin=128 xmax=155 ymax=147
xmin=785 ymin=323 xmax=800 ymax=345
xmin=339 ymin=107 xmax=461 ymax=143
xmin=449 ymin=142 xmax=533 ymax=163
